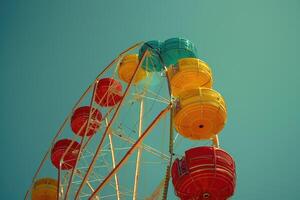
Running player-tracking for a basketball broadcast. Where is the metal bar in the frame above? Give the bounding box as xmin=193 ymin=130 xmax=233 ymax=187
xmin=74 ymin=48 xmax=148 ymax=199
xmin=75 ymin=170 xmax=96 ymax=193
xmin=24 ymin=83 xmax=93 ymax=200
xmin=95 ymin=41 xmax=143 ymax=80
xmin=212 ymin=135 xmax=220 ymax=148
xmin=64 ymin=82 xmax=98 ymax=200
xmin=160 ymin=60 xmax=173 ymax=200
xmin=145 ymin=178 xmax=165 ymax=200
xmin=88 ymin=104 xmax=171 ymax=200
xmin=143 ymin=88 xmax=170 ymax=102
xmin=133 ymin=99 xmax=144 ymax=200
xmin=57 ymin=167 xmax=61 ymax=200
xmin=111 ymin=131 xmax=169 ymax=161
xmin=79 ymin=100 xmax=115 ymax=152
xmin=132 ymin=93 xmax=169 ymax=104
xmin=162 ymin=106 xmax=174 ymax=200
xmin=164 ymin=65 xmax=172 ymax=97
xmin=106 ymin=119 xmax=121 ymax=200
xmin=24 ymin=42 xmax=143 ymax=200
xmin=59 ymin=106 xmax=100 ymax=196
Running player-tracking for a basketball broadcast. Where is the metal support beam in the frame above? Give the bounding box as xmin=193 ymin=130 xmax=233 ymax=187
xmin=106 ymin=119 xmax=121 ymax=200
xmin=74 ymin=49 xmax=148 ymax=199
xmin=162 ymin=106 xmax=174 ymax=200
xmin=212 ymin=135 xmax=220 ymax=148
xmin=133 ymin=99 xmax=144 ymax=200
xmin=88 ymin=105 xmax=171 ymax=200
xmin=24 ymin=41 xmax=143 ymax=200
xmin=111 ymin=131 xmax=169 ymax=161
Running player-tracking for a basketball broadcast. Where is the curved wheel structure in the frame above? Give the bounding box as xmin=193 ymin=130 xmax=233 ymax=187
xmin=26 ymin=38 xmax=236 ymax=200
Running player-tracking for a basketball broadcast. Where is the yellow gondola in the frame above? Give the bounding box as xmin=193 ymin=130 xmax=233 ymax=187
xmin=174 ymin=88 xmax=226 ymax=140
xmin=118 ymin=54 xmax=147 ymax=84
xmin=167 ymin=58 xmax=213 ymax=97
xmin=31 ymin=178 xmax=57 ymax=200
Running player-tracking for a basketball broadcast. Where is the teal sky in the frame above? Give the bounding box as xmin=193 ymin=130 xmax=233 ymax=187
xmin=1 ymin=0 xmax=300 ymax=199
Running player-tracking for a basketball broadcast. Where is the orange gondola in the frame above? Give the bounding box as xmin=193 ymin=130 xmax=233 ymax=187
xmin=174 ymin=88 xmax=226 ymax=140
xmin=31 ymin=178 xmax=57 ymax=200
xmin=168 ymin=58 xmax=213 ymax=97
xmin=118 ymin=54 xmax=147 ymax=84
xmin=26 ymin=38 xmax=237 ymax=200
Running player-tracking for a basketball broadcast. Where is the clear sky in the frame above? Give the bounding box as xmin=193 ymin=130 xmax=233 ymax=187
xmin=1 ymin=0 xmax=300 ymax=199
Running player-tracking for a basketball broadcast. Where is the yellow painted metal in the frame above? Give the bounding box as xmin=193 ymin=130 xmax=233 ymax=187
xmin=174 ymin=88 xmax=226 ymax=140
xmin=212 ymin=135 xmax=220 ymax=148
xmin=167 ymin=58 xmax=213 ymax=97
xmin=118 ymin=54 xmax=147 ymax=84
xmin=31 ymin=178 xmax=57 ymax=200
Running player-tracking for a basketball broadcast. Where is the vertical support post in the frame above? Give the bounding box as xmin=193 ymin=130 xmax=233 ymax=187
xmin=24 ymin=42 xmax=143 ymax=200
xmin=145 ymin=178 xmax=165 ymax=200
xmin=57 ymin=167 xmax=61 ymax=200
xmin=88 ymin=105 xmax=171 ymax=200
xmin=133 ymin=99 xmax=144 ymax=200
xmin=24 ymin=84 xmax=94 ymax=200
xmin=106 ymin=119 xmax=121 ymax=200
xmin=162 ymin=105 xmax=174 ymax=200
xmin=74 ymin=49 xmax=148 ymax=199
xmin=64 ymin=81 xmax=98 ymax=200
xmin=212 ymin=135 xmax=220 ymax=148
xmin=76 ymin=170 xmax=98 ymax=196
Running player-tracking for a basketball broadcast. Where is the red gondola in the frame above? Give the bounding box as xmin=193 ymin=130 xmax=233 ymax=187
xmin=95 ymin=78 xmax=123 ymax=107
xmin=171 ymin=146 xmax=236 ymax=200
xmin=70 ymin=106 xmax=102 ymax=137
xmin=26 ymin=39 xmax=237 ymax=200
xmin=51 ymin=139 xmax=81 ymax=170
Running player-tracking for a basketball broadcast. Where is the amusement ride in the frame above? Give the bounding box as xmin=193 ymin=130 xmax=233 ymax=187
xmin=25 ymin=38 xmax=236 ymax=200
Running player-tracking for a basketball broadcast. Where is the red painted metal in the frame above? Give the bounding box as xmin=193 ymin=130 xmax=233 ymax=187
xmin=95 ymin=78 xmax=122 ymax=107
xmin=24 ymin=42 xmax=142 ymax=200
xmin=51 ymin=139 xmax=81 ymax=170
xmin=89 ymin=104 xmax=171 ymax=200
xmin=63 ymin=82 xmax=98 ymax=200
xmin=71 ymin=106 xmax=102 ymax=136
xmin=76 ymin=50 xmax=148 ymax=199
xmin=171 ymin=146 xmax=236 ymax=200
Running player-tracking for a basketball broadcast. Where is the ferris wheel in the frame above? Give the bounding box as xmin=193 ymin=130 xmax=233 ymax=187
xmin=25 ymin=38 xmax=236 ymax=200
